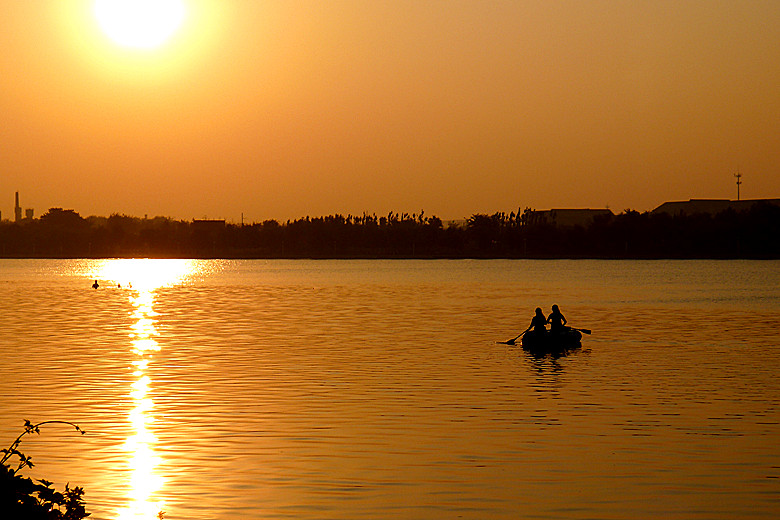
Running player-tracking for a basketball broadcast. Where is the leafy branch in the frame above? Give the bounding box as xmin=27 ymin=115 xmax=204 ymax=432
xmin=1 ymin=419 xmax=89 ymax=519
xmin=1 ymin=419 xmax=84 ymax=474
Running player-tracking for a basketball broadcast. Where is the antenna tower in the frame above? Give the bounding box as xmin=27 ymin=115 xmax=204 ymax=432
xmin=734 ymin=172 xmax=742 ymax=201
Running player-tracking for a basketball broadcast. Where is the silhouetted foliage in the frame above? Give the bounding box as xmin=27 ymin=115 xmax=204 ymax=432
xmin=0 ymin=204 xmax=778 ymax=258
xmin=1 ymin=420 xmax=89 ymax=520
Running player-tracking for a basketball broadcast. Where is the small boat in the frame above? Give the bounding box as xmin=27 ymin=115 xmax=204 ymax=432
xmin=521 ymin=328 xmax=582 ymax=353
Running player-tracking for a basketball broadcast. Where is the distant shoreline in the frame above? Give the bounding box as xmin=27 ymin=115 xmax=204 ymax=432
xmin=1 ymin=203 xmax=779 ymax=259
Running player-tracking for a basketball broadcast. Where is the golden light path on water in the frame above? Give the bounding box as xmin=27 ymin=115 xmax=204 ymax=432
xmin=95 ymin=259 xmax=199 ymax=520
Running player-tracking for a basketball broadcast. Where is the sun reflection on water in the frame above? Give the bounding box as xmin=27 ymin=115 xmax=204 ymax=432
xmin=98 ymin=258 xmax=196 ymax=292
xmin=94 ymin=259 xmax=199 ymax=519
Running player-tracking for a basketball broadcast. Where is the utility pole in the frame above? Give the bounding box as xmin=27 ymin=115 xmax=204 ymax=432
xmin=734 ymin=172 xmax=742 ymax=201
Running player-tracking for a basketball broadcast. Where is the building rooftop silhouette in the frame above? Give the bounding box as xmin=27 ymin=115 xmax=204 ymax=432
xmin=652 ymin=198 xmax=780 ymax=216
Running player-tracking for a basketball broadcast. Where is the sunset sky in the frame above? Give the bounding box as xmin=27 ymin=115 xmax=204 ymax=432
xmin=2 ymin=0 xmax=778 ymax=223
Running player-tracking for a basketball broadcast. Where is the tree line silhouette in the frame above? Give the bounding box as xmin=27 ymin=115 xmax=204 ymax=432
xmin=1 ymin=204 xmax=778 ymax=258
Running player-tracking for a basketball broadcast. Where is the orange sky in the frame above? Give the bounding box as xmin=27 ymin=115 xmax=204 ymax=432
xmin=1 ymin=0 xmax=778 ymax=222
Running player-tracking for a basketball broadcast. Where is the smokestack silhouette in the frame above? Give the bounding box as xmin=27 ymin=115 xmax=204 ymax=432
xmin=14 ymin=192 xmax=22 ymax=223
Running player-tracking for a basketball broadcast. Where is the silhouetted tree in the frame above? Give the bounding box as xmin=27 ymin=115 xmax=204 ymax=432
xmin=1 ymin=204 xmax=778 ymax=258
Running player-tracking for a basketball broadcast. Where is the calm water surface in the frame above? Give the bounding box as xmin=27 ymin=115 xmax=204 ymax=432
xmin=1 ymin=259 xmax=779 ymax=519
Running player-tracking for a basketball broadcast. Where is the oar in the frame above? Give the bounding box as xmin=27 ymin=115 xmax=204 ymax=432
xmin=572 ymin=327 xmax=591 ymax=335
xmin=497 ymin=328 xmax=529 ymax=345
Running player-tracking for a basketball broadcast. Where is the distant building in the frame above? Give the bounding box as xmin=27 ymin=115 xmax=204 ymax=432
xmin=25 ymin=208 xmax=34 ymax=220
xmin=191 ymin=219 xmax=226 ymax=252
xmin=652 ymin=198 xmax=780 ymax=216
xmin=531 ymin=208 xmax=613 ymax=228
xmin=192 ymin=219 xmax=226 ymax=230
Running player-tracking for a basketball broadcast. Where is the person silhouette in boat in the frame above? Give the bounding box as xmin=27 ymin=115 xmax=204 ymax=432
xmin=527 ymin=307 xmax=548 ymax=336
xmin=92 ymin=280 xmax=99 ymax=290
xmin=547 ymin=304 xmax=567 ymax=334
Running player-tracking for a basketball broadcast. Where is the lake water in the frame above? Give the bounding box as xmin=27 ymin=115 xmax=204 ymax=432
xmin=1 ymin=259 xmax=779 ymax=519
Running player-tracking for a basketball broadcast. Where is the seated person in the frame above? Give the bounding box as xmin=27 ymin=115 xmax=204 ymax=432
xmin=547 ymin=304 xmax=567 ymax=333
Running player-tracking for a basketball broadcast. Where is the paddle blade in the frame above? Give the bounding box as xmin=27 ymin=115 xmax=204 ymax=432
xmin=577 ymin=328 xmax=591 ymax=335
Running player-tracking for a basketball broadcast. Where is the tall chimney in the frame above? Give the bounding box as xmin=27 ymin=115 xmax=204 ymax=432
xmin=14 ymin=192 xmax=22 ymax=223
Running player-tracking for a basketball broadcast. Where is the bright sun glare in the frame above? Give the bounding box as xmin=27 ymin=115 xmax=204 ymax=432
xmin=94 ymin=0 xmax=186 ymax=49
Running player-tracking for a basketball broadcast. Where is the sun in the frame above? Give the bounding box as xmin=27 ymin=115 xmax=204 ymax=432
xmin=94 ymin=0 xmax=186 ymax=50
